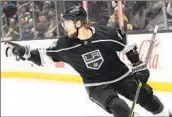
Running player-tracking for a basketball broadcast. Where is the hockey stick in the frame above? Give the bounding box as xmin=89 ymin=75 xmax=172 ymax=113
xmin=129 ymin=25 xmax=159 ymax=117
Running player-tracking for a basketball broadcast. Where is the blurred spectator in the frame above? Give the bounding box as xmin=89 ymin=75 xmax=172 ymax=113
xmin=146 ymin=1 xmax=172 ymax=31
xmin=43 ymin=1 xmax=54 ymax=10
xmin=20 ymin=17 xmax=26 ymax=26
xmin=35 ymin=14 xmax=49 ymax=39
xmin=47 ymin=10 xmax=55 ymax=21
xmin=20 ymin=17 xmax=34 ymax=40
xmin=2 ymin=0 xmax=171 ymax=41
xmin=41 ymin=1 xmax=55 ymax=17
xmin=4 ymin=18 xmax=19 ymax=41
xmin=124 ymin=1 xmax=149 ymax=30
xmin=107 ymin=8 xmax=122 ymax=29
xmin=145 ymin=1 xmax=165 ymax=31
xmin=2 ymin=1 xmax=17 ymax=25
xmin=107 ymin=6 xmax=133 ymax=31
xmin=44 ymin=9 xmax=57 ymax=38
xmin=124 ymin=1 xmax=172 ymax=31
xmin=28 ymin=18 xmax=34 ymax=28
xmin=88 ymin=1 xmax=110 ymax=25
xmin=19 ymin=7 xmax=26 ymax=19
xmin=45 ymin=10 xmax=57 ymax=38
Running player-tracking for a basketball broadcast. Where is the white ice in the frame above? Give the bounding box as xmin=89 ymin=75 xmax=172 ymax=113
xmin=1 ymin=78 xmax=172 ymax=116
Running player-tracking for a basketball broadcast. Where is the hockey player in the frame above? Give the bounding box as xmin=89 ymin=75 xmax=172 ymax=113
xmin=4 ymin=6 xmax=172 ymax=117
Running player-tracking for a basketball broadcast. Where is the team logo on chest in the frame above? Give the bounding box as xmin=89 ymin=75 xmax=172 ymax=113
xmin=82 ymin=49 xmax=104 ymax=70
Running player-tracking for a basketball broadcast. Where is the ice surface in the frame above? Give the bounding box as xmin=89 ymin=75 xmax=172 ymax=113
xmin=1 ymin=78 xmax=172 ymax=116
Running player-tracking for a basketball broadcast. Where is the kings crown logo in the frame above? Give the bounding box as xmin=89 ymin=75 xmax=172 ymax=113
xmin=82 ymin=49 xmax=104 ymax=70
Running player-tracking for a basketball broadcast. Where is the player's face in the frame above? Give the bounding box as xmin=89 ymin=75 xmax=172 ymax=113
xmin=61 ymin=19 xmax=77 ymax=38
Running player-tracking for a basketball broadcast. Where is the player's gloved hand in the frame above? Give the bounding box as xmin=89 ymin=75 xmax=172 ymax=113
xmin=132 ymin=61 xmax=150 ymax=84
xmin=4 ymin=41 xmax=31 ymax=60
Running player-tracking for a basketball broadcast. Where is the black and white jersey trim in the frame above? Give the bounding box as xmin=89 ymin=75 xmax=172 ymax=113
xmin=91 ymin=39 xmax=126 ymax=46
xmin=46 ymin=39 xmax=127 ymax=53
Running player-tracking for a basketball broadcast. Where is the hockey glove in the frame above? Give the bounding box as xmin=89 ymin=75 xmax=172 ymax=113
xmin=125 ymin=45 xmax=150 ymax=83
xmin=4 ymin=41 xmax=31 ymax=60
xmin=132 ymin=61 xmax=150 ymax=84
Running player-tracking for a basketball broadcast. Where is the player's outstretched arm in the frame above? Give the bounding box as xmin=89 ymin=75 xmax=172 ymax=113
xmin=4 ymin=41 xmax=53 ymax=66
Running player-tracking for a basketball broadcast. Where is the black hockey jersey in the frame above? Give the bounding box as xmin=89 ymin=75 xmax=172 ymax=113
xmin=30 ymin=25 xmax=130 ymax=87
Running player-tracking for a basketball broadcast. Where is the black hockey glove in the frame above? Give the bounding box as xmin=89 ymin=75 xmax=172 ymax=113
xmin=4 ymin=41 xmax=31 ymax=60
xmin=125 ymin=45 xmax=150 ymax=83
xmin=132 ymin=61 xmax=150 ymax=84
